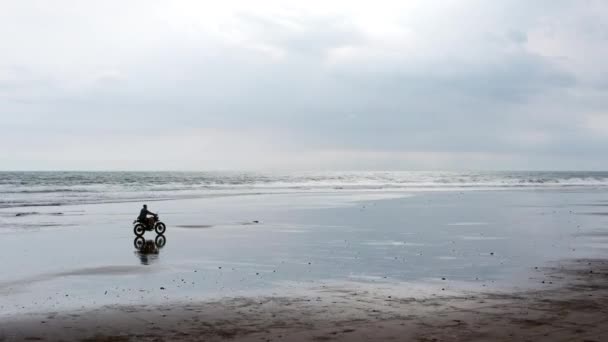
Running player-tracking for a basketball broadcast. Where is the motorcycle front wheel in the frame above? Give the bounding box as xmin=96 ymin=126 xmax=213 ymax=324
xmin=155 ymin=222 xmax=166 ymax=235
xmin=155 ymin=234 xmax=167 ymax=248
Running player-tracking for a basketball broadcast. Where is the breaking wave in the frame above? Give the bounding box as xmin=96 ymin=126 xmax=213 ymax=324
xmin=1 ymin=171 xmax=607 ymax=208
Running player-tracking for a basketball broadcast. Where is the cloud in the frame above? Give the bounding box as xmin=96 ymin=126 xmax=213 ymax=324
xmin=0 ymin=1 xmax=607 ymax=170
xmin=0 ymin=126 xmax=536 ymax=171
xmin=580 ymin=113 xmax=608 ymax=138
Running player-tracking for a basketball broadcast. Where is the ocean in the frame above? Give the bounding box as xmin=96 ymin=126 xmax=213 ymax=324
xmin=2 ymin=171 xmax=608 ymax=209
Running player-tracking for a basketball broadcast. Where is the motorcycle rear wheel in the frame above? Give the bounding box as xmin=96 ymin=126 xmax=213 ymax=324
xmin=134 ymin=236 xmax=145 ymax=249
xmin=134 ymin=224 xmax=145 ymax=236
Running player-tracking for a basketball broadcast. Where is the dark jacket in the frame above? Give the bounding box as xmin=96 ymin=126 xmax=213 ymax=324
xmin=138 ymin=208 xmax=152 ymax=221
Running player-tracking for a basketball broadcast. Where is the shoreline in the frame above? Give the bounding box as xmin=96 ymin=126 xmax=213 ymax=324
xmin=2 ymin=258 xmax=607 ymax=342
xmin=3 ymin=184 xmax=607 ymax=211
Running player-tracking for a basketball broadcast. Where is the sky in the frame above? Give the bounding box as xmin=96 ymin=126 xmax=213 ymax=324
xmin=1 ymin=0 xmax=607 ymax=171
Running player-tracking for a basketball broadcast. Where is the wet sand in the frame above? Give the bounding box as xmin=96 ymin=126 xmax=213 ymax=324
xmin=2 ymin=189 xmax=608 ymax=340
xmin=1 ymin=258 xmax=607 ymax=341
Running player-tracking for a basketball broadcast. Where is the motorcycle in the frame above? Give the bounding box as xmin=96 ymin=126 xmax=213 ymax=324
xmin=133 ymin=213 xmax=166 ymax=236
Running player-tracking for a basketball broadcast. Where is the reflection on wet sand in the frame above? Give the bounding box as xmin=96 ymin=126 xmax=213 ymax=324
xmin=134 ymin=235 xmax=167 ymax=265
xmin=0 ymin=265 xmax=154 ymax=294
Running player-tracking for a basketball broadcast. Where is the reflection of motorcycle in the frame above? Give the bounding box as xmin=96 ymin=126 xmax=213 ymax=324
xmin=134 ymin=234 xmax=167 ymax=250
xmin=133 ymin=214 xmax=166 ymax=236
xmin=134 ymin=235 xmax=166 ymax=265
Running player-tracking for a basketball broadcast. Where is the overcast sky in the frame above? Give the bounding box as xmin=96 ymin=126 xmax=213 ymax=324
xmin=1 ymin=0 xmax=607 ymax=171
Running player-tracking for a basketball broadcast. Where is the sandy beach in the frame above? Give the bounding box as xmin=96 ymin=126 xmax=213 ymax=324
xmin=2 ymin=187 xmax=608 ymax=341
xmin=2 ymin=259 xmax=607 ymax=341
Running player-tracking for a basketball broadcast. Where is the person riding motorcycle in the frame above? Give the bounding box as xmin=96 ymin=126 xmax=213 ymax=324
xmin=138 ymin=204 xmax=157 ymax=228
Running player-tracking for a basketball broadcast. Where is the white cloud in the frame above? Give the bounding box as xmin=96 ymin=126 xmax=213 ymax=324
xmin=0 ymin=1 xmax=607 ymax=170
xmin=581 ymin=113 xmax=608 ymax=137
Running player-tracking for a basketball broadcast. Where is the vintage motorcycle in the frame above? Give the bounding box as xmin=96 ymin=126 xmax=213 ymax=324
xmin=133 ymin=213 xmax=166 ymax=236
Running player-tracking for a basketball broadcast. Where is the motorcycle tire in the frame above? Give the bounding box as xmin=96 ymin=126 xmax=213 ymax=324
xmin=155 ymin=234 xmax=167 ymax=248
xmin=134 ymin=224 xmax=146 ymax=236
xmin=155 ymin=222 xmax=166 ymax=235
xmin=134 ymin=236 xmax=145 ymax=249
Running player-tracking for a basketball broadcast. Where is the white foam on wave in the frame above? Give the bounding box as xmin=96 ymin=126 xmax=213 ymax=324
xmin=2 ymin=171 xmax=608 ymax=208
xmin=436 ymin=256 xmax=459 ymax=260
xmin=447 ymin=222 xmax=490 ymax=226
xmin=363 ymin=241 xmax=426 ymax=247
xmin=460 ymin=236 xmax=506 ymax=241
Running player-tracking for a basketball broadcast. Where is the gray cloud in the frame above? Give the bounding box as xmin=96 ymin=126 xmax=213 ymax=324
xmin=0 ymin=1 xmax=607 ymax=170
